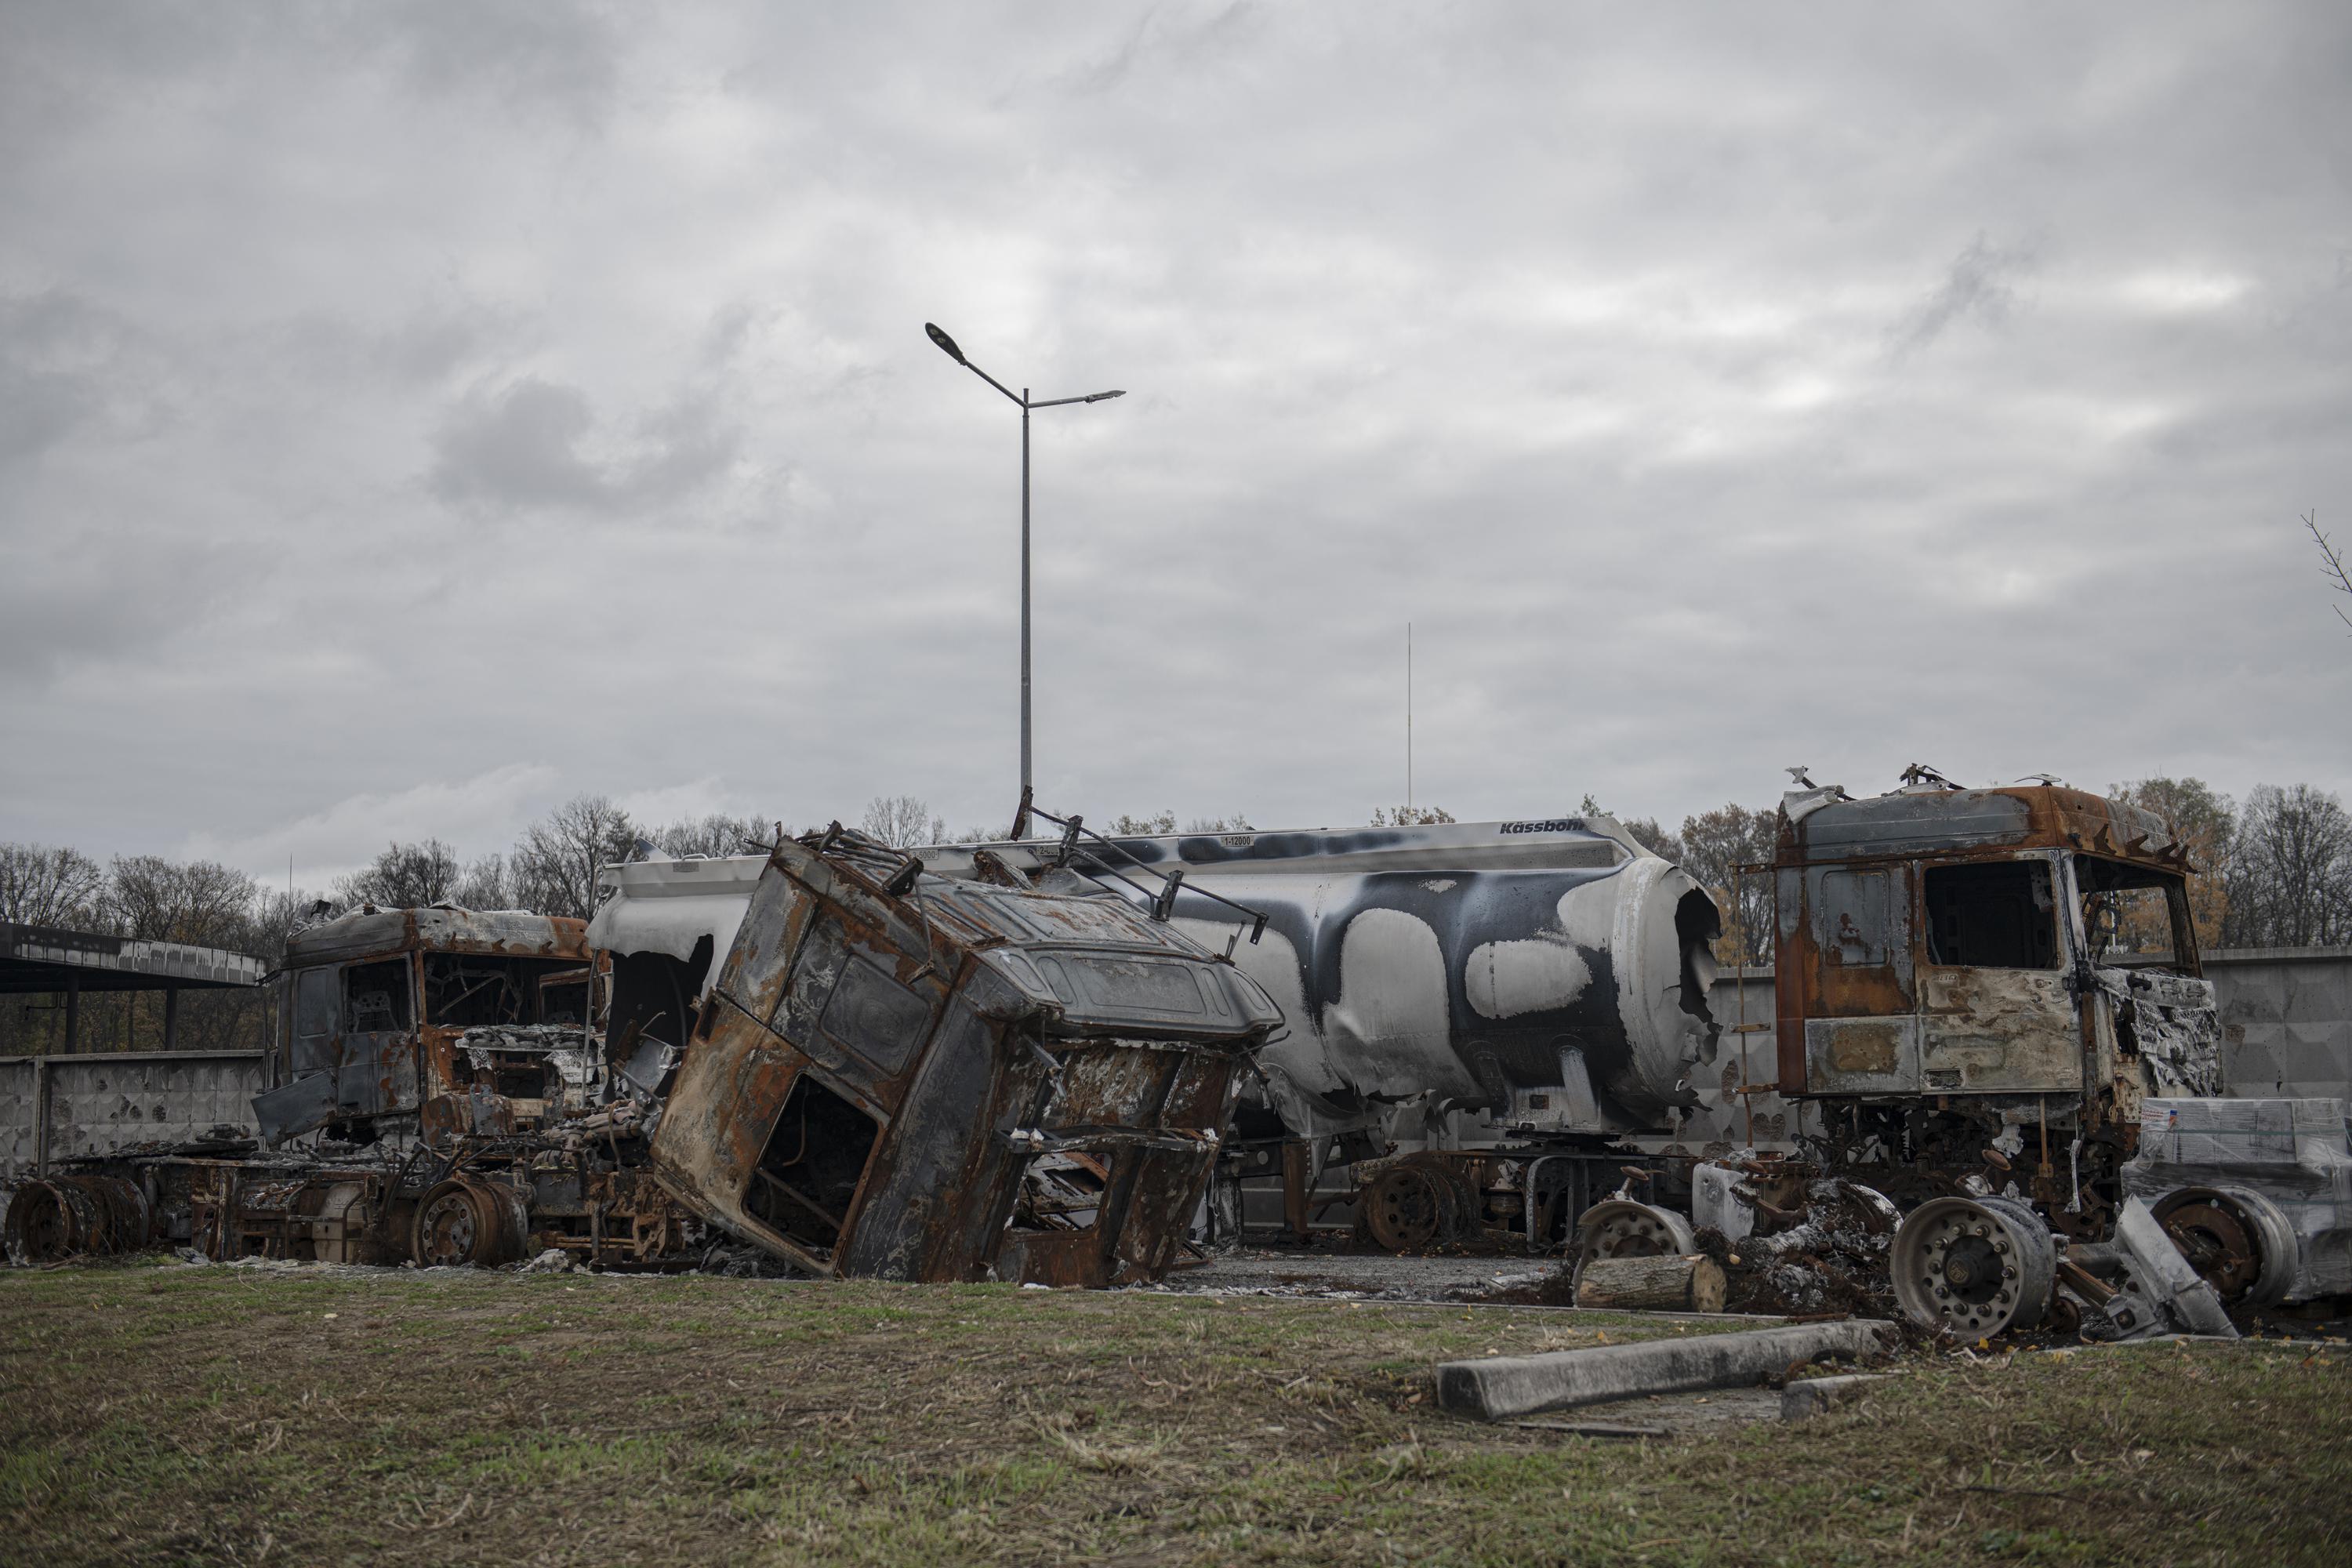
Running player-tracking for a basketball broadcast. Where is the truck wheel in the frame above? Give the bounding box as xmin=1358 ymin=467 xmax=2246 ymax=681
xmin=2152 ymin=1186 xmax=2296 ymax=1308
xmin=411 ymin=1178 xmax=528 ymax=1268
xmin=1891 ymin=1196 xmax=2056 ymax=1337
xmin=3 ymin=1176 xmax=150 ymax=1262
xmin=1573 ymin=1200 xmax=1696 ymax=1276
xmin=1363 ymin=1164 xmax=1455 ymax=1252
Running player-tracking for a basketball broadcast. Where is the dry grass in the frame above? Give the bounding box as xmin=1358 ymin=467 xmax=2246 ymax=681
xmin=2 ymin=1258 xmax=2347 ymax=1566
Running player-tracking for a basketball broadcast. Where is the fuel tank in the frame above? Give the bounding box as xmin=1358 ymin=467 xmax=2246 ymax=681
xmin=919 ymin=816 xmax=1723 ymax=1139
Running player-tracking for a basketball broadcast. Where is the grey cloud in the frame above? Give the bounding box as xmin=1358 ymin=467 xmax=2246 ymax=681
xmin=426 ymin=376 xmax=739 ymax=514
xmin=1888 ymin=233 xmax=2043 ymax=358
xmin=1043 ymin=1 xmax=1265 ymax=98
xmin=0 ymin=289 xmax=140 ymax=466
xmin=362 ymin=1 xmax=620 ymax=130
xmin=0 ymin=355 xmax=95 ymax=467
xmin=0 ymin=527 xmax=256 ymax=681
xmin=2 ymin=2 xmax=2349 ymax=880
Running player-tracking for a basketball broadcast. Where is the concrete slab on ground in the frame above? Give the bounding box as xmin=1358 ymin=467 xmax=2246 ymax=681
xmin=1156 ymin=1249 xmax=1555 ymax=1301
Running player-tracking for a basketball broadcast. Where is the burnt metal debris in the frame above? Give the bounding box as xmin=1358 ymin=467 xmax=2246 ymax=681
xmin=5 ymin=770 xmax=2348 ymax=1351
xmin=4 ymin=817 xmax=1283 ymax=1289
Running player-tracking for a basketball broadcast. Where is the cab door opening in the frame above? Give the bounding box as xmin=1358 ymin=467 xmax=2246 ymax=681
xmin=745 ymin=1073 xmax=879 ymax=1254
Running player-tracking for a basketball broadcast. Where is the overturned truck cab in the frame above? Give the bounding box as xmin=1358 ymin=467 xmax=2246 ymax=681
xmin=647 ymin=829 xmax=1284 ymax=1286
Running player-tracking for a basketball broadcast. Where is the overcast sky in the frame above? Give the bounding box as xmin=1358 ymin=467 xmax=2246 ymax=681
xmin=3 ymin=2 xmax=2348 ymax=887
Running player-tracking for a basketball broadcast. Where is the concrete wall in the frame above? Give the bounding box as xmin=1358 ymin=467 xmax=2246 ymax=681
xmin=2208 ymin=946 xmax=2352 ymax=1102
xmin=0 ymin=1051 xmax=272 ymax=1184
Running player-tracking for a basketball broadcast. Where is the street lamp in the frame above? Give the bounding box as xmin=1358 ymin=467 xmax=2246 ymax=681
xmin=925 ymin=322 xmax=1124 ymax=808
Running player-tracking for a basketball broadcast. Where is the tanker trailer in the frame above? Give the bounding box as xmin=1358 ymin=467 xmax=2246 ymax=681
xmin=913 ymin=811 xmax=1725 ymax=1251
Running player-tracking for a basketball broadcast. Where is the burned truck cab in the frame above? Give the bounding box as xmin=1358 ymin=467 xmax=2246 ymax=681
xmin=648 ymin=829 xmax=1284 ymax=1285
xmin=1775 ymin=775 xmax=2220 ymax=1225
xmin=260 ymin=906 xmax=600 ymax=1146
xmin=38 ymin=905 xmax=696 ymax=1271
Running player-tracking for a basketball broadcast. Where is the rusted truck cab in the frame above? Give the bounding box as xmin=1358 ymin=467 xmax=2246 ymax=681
xmin=648 ymin=833 xmax=1284 ymax=1285
xmin=215 ymin=906 xmax=691 ymax=1269
xmin=260 ymin=906 xmax=597 ymax=1145
xmin=1774 ymin=778 xmax=2219 ymax=1225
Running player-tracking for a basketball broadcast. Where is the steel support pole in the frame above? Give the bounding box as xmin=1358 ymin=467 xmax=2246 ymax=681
xmin=1020 ymin=390 xmax=1033 ymax=799
xmin=164 ymin=985 xmax=180 ymax=1051
xmin=64 ymin=976 xmax=79 ymax=1054
xmin=32 ymin=1054 xmax=49 ymax=1174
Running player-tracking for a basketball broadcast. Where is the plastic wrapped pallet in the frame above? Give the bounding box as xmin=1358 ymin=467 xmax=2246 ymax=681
xmin=2134 ymin=1098 xmax=2349 ymax=1169
xmin=2122 ymin=1098 xmax=2352 ymax=1301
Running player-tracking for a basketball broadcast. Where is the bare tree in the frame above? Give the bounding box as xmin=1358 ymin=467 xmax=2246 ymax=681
xmin=1106 ymin=811 xmax=1254 ymax=837
xmin=1573 ymin=794 xmax=1676 ymax=857
xmin=860 ymin=796 xmax=944 ymax=849
xmin=0 ymin=843 xmax=106 ymax=927
xmin=105 ymin=855 xmax=260 ymax=946
xmin=245 ymin=885 xmax=337 ymax=969
xmin=652 ymin=812 xmax=775 ymax=858
xmin=452 ymin=853 xmax=514 ymax=910
xmin=2225 ymin=783 xmax=2352 ymax=948
xmin=2308 ymin=510 xmax=2352 ymax=637
xmin=510 ymin=795 xmax=637 ymax=920
xmin=1674 ymin=803 xmax=1777 ymax=967
xmin=333 ymin=839 xmax=462 ymax=909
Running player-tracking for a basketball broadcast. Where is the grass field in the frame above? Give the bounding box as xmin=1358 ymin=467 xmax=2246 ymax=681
xmin=2 ymin=1259 xmax=2347 ymax=1566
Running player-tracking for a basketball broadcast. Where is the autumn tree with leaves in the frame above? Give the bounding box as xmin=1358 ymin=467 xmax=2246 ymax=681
xmin=2110 ymin=777 xmax=2234 ymax=950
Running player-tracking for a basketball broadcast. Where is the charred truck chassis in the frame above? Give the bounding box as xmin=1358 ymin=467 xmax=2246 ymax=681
xmin=1773 ymin=775 xmax=2222 ymax=1237
xmin=5 ymin=907 xmax=697 ymax=1270
xmin=8 ymin=826 xmax=1283 ymax=1287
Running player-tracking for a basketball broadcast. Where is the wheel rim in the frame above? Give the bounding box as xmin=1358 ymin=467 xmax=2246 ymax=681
xmin=2156 ymin=1199 xmax=2256 ymax=1299
xmin=1891 ymin=1196 xmax=2054 ymax=1336
xmin=1574 ymin=1201 xmax=1697 ymax=1272
xmin=6 ymin=1183 xmax=75 ymax=1261
xmin=416 ymin=1185 xmax=488 ymax=1266
xmin=1366 ymin=1168 xmax=1446 ymax=1251
xmin=2150 ymin=1186 xmax=2293 ymax=1306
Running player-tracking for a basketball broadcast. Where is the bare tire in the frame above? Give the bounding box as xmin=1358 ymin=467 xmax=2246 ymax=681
xmin=1362 ymin=1164 xmax=1459 ymax=1253
xmin=4 ymin=1175 xmax=150 ymax=1262
xmin=411 ymin=1178 xmax=528 ymax=1268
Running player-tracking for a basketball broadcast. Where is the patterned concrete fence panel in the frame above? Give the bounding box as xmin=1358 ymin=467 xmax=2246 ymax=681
xmin=2211 ymin=946 xmax=2352 ymax=1102
xmin=0 ymin=1051 xmax=272 ymax=1185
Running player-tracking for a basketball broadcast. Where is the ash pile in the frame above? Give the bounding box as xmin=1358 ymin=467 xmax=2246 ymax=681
xmin=1564 ymin=1158 xmax=1901 ymax=1322
xmin=1701 ymin=1172 xmax=1901 ymax=1319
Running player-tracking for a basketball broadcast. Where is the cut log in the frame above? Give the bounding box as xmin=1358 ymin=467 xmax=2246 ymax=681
xmin=1574 ymin=1253 xmax=1727 ymax=1313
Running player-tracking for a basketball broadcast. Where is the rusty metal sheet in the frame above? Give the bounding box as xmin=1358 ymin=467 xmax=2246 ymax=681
xmin=1918 ymin=966 xmax=2083 ymax=1093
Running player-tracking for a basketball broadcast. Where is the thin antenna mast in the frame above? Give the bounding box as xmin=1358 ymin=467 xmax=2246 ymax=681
xmin=1406 ymin=621 xmax=1414 ymax=813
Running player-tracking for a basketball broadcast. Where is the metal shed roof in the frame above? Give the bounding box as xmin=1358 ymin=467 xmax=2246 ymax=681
xmin=0 ymin=922 xmax=267 ymax=994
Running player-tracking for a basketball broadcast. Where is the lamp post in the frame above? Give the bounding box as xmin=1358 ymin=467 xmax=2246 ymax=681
xmin=926 ymin=324 xmax=1123 ymax=807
